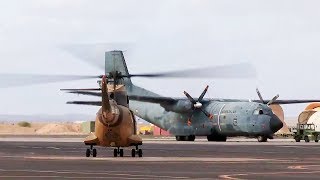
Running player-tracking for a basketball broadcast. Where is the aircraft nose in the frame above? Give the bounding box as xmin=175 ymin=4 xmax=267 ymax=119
xmin=270 ymin=115 xmax=283 ymax=133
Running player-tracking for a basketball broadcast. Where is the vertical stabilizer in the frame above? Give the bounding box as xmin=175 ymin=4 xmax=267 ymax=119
xmin=105 ymin=51 xmax=132 ymax=85
xmin=104 ymin=50 xmax=159 ymax=97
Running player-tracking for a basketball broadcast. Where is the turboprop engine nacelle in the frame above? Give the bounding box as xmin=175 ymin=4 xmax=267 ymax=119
xmin=162 ymin=100 xmax=193 ymax=113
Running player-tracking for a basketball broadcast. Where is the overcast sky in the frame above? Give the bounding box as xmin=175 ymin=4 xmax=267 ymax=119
xmin=0 ymin=0 xmax=320 ymax=117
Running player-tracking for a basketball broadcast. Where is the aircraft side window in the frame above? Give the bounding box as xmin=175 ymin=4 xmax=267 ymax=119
xmin=253 ymin=109 xmax=264 ymax=115
xmin=259 ymin=109 xmax=263 ymax=115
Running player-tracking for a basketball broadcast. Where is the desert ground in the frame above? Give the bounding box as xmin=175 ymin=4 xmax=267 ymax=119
xmin=0 ymin=122 xmax=83 ymax=135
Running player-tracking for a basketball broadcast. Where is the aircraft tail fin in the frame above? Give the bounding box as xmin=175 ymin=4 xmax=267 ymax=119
xmin=105 ymin=50 xmax=160 ymax=97
xmin=105 ymin=51 xmax=132 ymax=85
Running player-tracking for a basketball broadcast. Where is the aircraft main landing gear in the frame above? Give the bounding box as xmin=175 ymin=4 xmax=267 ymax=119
xmin=257 ymin=135 xmax=268 ymax=142
xmin=86 ymin=145 xmax=97 ymax=157
xmin=113 ymin=147 xmax=124 ymax=157
xmin=131 ymin=145 xmax=143 ymax=157
xmin=175 ymin=135 xmax=196 ymax=141
xmin=207 ymin=134 xmax=227 ymax=142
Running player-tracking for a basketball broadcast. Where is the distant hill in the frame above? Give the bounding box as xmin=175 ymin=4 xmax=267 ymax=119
xmin=0 ymin=114 xmax=95 ymax=122
xmin=0 ymin=114 xmax=150 ymax=124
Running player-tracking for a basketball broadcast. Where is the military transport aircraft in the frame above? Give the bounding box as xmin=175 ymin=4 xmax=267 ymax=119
xmin=2 ymin=50 xmax=320 ymax=142
xmin=62 ymin=51 xmax=320 ymax=142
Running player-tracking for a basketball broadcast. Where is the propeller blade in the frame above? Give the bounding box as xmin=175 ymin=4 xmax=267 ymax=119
xmin=0 ymin=74 xmax=101 ymax=88
xmin=60 ymin=43 xmax=133 ymax=71
xmin=198 ymin=85 xmax=209 ymax=102
xmin=128 ymin=63 xmax=256 ymax=79
xmin=200 ymin=108 xmax=211 ymax=118
xmin=183 ymin=91 xmax=197 ymax=104
xmin=256 ymin=88 xmax=264 ymax=103
xmin=267 ymin=94 xmax=280 ymax=105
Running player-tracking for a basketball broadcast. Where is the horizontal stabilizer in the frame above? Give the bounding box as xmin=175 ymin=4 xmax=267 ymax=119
xmin=84 ymin=133 xmax=99 ymax=145
xmin=127 ymin=135 xmax=142 ymax=145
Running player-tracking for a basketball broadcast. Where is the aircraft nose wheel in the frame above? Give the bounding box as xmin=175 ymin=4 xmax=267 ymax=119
xmin=113 ymin=148 xmax=124 ymax=157
xmin=131 ymin=146 xmax=143 ymax=157
xmin=86 ymin=145 xmax=97 ymax=157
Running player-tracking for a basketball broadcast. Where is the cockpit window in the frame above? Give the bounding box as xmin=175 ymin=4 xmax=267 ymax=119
xmin=253 ymin=109 xmax=264 ymax=115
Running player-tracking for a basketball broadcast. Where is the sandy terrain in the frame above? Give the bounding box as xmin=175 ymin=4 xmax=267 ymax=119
xmin=0 ymin=122 xmax=83 ymax=135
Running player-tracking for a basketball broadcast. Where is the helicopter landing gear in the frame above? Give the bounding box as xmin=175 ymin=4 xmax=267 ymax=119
xmin=131 ymin=145 xmax=143 ymax=157
xmin=113 ymin=147 xmax=124 ymax=157
xmin=86 ymin=145 xmax=97 ymax=157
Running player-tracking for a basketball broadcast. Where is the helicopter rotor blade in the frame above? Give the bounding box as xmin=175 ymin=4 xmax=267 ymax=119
xmin=60 ymin=43 xmax=133 ymax=71
xmin=127 ymin=63 xmax=256 ymax=79
xmin=0 ymin=74 xmax=101 ymax=88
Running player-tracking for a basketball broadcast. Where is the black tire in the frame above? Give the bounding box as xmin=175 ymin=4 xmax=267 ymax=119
xmin=295 ymin=137 xmax=301 ymax=142
xmin=176 ymin=136 xmax=186 ymax=141
xmin=86 ymin=149 xmax=90 ymax=157
xmin=119 ymin=149 xmax=124 ymax=157
xmin=219 ymin=136 xmax=227 ymax=142
xmin=315 ymin=140 xmax=319 ymax=143
xmin=138 ymin=149 xmax=143 ymax=157
xmin=304 ymin=136 xmax=310 ymax=143
xmin=113 ymin=149 xmax=118 ymax=157
xmin=187 ymin=135 xmax=195 ymax=141
xmin=257 ymin=136 xmax=268 ymax=142
xmin=131 ymin=149 xmax=136 ymax=157
xmin=207 ymin=135 xmax=214 ymax=141
xmin=92 ymin=149 xmax=97 ymax=157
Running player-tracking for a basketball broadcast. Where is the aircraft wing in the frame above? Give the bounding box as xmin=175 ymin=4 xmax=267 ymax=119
xmin=254 ymin=100 xmax=320 ymax=104
xmin=65 ymin=90 xmax=178 ymax=104
xmin=64 ymin=90 xmax=320 ymax=105
xmin=128 ymin=95 xmax=177 ymax=104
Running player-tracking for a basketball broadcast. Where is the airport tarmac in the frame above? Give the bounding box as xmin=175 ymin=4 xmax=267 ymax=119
xmin=0 ymin=137 xmax=320 ymax=179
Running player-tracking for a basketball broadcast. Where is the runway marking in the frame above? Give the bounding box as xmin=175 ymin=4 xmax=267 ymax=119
xmin=0 ymin=176 xmax=173 ymax=179
xmin=288 ymin=165 xmax=320 ymax=170
xmin=0 ymin=169 xmax=189 ymax=179
xmin=46 ymin=147 xmax=61 ymax=150
xmin=219 ymin=170 xmax=320 ymax=179
xmin=0 ymin=176 xmax=60 ymax=178
xmin=25 ymin=156 xmax=279 ymax=162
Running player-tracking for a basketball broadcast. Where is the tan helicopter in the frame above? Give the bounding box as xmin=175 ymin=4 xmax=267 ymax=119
xmin=70 ymin=75 xmax=143 ymax=157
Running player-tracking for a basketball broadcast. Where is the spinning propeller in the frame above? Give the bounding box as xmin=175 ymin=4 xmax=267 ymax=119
xmin=183 ymin=85 xmax=213 ymax=119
